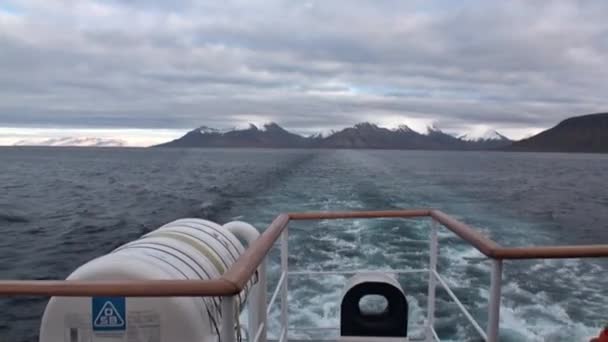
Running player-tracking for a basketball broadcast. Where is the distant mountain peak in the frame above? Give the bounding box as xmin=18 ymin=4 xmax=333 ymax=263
xmin=395 ymin=124 xmax=414 ymax=133
xmin=353 ymin=122 xmax=381 ymax=130
xmin=155 ymin=120 xmax=517 ymax=150
xmin=263 ymin=122 xmax=286 ymax=132
xmin=309 ymin=133 xmax=323 ymax=139
xmin=310 ymin=129 xmax=336 ymax=139
xmin=460 ymin=129 xmax=510 ymax=142
xmin=14 ymin=137 xmax=127 ymax=147
xmin=426 ymin=123 xmax=443 ymax=134
xmin=196 ymin=126 xmax=222 ymax=134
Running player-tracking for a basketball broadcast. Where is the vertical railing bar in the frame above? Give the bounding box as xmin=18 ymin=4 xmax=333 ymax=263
xmin=426 ymin=219 xmax=438 ymax=342
xmin=251 ymin=259 xmax=267 ymax=342
xmin=221 ymin=296 xmax=236 ymax=342
xmin=280 ymin=227 xmax=289 ymax=339
xmin=486 ymin=259 xmax=503 ymax=342
xmin=252 ymin=322 xmax=266 ymax=342
xmin=277 ymin=327 xmax=288 ymax=342
xmin=433 ymin=270 xmax=487 ymax=340
xmin=431 ymin=325 xmax=441 ymax=341
xmin=266 ymin=272 xmax=286 ymax=316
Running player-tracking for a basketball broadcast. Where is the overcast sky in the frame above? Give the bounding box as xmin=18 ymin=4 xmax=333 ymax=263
xmin=1 ymin=0 xmax=607 ymax=145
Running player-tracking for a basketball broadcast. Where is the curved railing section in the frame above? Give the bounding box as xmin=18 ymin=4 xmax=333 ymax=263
xmin=0 ymin=209 xmax=606 ymax=342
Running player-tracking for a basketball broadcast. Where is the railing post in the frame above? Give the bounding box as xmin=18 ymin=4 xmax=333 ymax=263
xmin=249 ymin=260 xmax=267 ymax=342
xmin=426 ymin=220 xmax=438 ymax=341
xmin=221 ymin=296 xmax=236 ymax=342
xmin=280 ymin=227 xmax=289 ymax=340
xmin=487 ymin=259 xmax=503 ymax=342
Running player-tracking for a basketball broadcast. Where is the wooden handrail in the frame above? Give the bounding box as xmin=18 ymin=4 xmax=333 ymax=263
xmin=288 ymin=209 xmax=430 ymax=220
xmin=492 ymin=245 xmax=608 ymax=259
xmin=222 ymin=214 xmax=289 ymax=290
xmin=0 ymin=209 xmax=605 ymax=297
xmin=0 ymin=279 xmax=236 ymax=297
xmin=429 ymin=210 xmax=501 ymax=258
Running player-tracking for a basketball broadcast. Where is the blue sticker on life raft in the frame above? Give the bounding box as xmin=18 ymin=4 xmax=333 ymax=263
xmin=92 ymin=297 xmax=126 ymax=331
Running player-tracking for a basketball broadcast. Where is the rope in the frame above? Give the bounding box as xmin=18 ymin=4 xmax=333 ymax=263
xmin=235 ymin=300 xmax=242 ymax=342
xmin=146 ymin=231 xmax=227 ymax=273
xmin=215 ymin=297 xmax=243 ymax=342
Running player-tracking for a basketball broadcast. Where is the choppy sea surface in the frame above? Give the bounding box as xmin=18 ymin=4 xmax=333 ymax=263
xmin=0 ymin=147 xmax=607 ymax=342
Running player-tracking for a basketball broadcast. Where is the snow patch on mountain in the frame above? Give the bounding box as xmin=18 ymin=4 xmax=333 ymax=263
xmin=425 ymin=123 xmax=444 ymax=134
xmin=197 ymin=122 xmax=289 ymax=135
xmin=310 ymin=129 xmax=335 ymax=139
xmin=394 ymin=124 xmax=414 ymax=133
xmin=459 ymin=129 xmax=510 ymax=141
xmin=197 ymin=126 xmax=223 ymax=134
xmin=14 ymin=137 xmax=127 ymax=147
xmin=424 ymin=124 xmax=460 ymax=138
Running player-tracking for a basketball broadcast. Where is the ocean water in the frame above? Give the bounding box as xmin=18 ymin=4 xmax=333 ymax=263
xmin=0 ymin=147 xmax=607 ymax=342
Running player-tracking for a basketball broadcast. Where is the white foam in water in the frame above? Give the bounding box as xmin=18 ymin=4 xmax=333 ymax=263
xmin=404 ymin=295 xmax=427 ymax=339
xmin=261 ymin=222 xmax=604 ymax=341
xmin=500 ymin=304 xmax=597 ymax=341
xmin=476 ymin=274 xmax=600 ymax=341
xmin=227 ymin=151 xmax=607 ymax=341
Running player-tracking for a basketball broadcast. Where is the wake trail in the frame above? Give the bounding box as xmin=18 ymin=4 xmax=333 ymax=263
xmin=194 ymin=150 xmax=320 ymax=222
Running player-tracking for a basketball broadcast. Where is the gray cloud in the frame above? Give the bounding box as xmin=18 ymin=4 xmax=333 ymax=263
xmin=1 ymin=0 xmax=607 ymax=138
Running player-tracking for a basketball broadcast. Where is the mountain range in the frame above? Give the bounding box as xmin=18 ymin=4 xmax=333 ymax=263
xmin=155 ymin=112 xmax=608 ymax=152
xmin=11 ymin=112 xmax=605 ymax=152
xmin=13 ymin=137 xmax=127 ymax=147
xmin=155 ymin=122 xmax=512 ymax=150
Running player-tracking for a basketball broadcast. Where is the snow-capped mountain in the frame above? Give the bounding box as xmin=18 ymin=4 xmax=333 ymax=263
xmin=309 ymin=128 xmax=338 ymax=139
xmin=425 ymin=123 xmax=443 ymax=134
xmin=197 ymin=126 xmax=223 ymax=134
xmin=394 ymin=124 xmax=414 ymax=133
xmin=424 ymin=124 xmax=461 ymax=138
xmin=156 ymin=122 xmax=513 ymax=150
xmin=459 ymin=129 xmax=510 ymax=142
xmin=157 ymin=122 xmax=311 ymax=148
xmin=14 ymin=137 xmax=127 ymax=147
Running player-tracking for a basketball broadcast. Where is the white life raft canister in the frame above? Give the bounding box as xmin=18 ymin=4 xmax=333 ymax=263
xmin=39 ymin=218 xmax=259 ymax=342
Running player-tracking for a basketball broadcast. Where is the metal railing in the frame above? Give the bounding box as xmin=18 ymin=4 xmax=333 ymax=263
xmin=0 ymin=209 xmax=607 ymax=342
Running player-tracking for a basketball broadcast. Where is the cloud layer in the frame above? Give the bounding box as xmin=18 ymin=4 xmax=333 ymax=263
xmin=1 ymin=0 xmax=607 ymax=142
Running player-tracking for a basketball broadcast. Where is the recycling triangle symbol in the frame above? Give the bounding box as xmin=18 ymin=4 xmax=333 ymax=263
xmin=93 ymin=301 xmax=125 ymax=328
